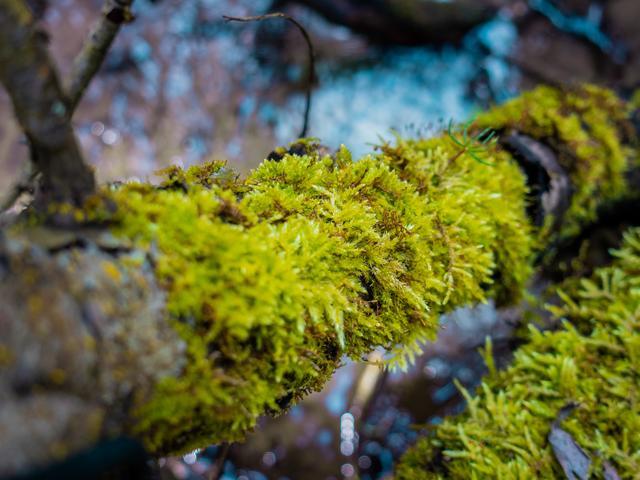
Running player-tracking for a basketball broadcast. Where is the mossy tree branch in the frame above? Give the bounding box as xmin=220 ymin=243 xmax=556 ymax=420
xmin=0 ymin=85 xmax=637 ymax=476
xmin=0 ymin=0 xmax=95 ymax=209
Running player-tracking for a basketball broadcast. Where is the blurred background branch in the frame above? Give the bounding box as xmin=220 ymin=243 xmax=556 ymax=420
xmin=224 ymin=12 xmax=315 ymax=138
xmin=66 ymin=0 xmax=136 ymax=112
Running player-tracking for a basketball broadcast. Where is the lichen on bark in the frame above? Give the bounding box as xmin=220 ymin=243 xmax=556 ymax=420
xmin=0 ymin=230 xmax=184 ymax=475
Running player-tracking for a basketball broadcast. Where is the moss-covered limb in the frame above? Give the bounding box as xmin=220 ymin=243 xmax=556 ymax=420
xmin=0 ymin=85 xmax=635 ymax=472
xmin=104 ymin=86 xmax=633 ymax=455
xmin=395 ymin=228 xmax=640 ymax=479
xmin=0 ymin=0 xmax=96 ymax=208
xmin=476 ymin=84 xmax=635 ymax=242
xmin=0 ymin=230 xmax=185 ymax=476
xmin=112 ymin=140 xmax=532 ymax=454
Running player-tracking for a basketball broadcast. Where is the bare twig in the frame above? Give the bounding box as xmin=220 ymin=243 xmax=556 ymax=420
xmin=224 ymin=13 xmax=315 ymax=138
xmin=66 ymin=0 xmax=135 ymax=113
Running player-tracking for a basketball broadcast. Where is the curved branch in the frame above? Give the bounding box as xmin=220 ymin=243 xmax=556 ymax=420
xmin=224 ymin=12 xmax=315 ymax=138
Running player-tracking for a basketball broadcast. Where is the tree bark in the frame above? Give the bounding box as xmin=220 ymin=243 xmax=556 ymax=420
xmin=0 ymin=0 xmax=95 ymax=209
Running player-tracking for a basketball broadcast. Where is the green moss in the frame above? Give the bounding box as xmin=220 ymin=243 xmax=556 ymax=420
xmin=476 ymin=84 xmax=632 ymax=240
xmin=396 ymin=228 xmax=640 ymax=479
xmin=99 ymin=85 xmax=633 ymax=455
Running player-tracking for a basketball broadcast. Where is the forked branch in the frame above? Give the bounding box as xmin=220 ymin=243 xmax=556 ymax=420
xmin=1 ymin=0 xmax=136 ymax=214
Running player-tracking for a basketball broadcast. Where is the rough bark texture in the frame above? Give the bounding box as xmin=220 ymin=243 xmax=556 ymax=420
xmin=0 ymin=228 xmax=184 ymax=475
xmin=0 ymin=85 xmax=636 ymax=476
xmin=0 ymin=0 xmax=95 ymax=208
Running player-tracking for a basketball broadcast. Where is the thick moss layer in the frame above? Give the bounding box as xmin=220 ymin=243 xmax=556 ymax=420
xmin=101 ymin=85 xmax=632 ymax=454
xmin=110 ymin=141 xmax=531 ymax=453
xmin=476 ymin=84 xmax=633 ymax=240
xmin=395 ymin=228 xmax=640 ymax=479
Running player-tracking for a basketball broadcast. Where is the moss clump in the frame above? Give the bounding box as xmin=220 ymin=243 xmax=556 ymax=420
xmin=108 ymin=138 xmax=531 ymax=453
xmin=396 ymin=228 xmax=640 ymax=479
xmin=101 ymin=84 xmax=632 ymax=455
xmin=477 ymin=84 xmax=632 ymax=240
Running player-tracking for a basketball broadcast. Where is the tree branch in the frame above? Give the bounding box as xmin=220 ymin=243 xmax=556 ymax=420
xmin=0 ymin=0 xmax=95 ymax=209
xmin=66 ymin=0 xmax=135 ymax=113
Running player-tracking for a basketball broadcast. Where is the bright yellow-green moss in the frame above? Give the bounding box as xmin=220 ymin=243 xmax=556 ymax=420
xmin=396 ymin=228 xmax=640 ymax=479
xmin=100 ymin=85 xmax=632 ymax=455
xmin=477 ymin=84 xmax=632 ymax=240
xmin=376 ymin=138 xmax=533 ymax=307
xmin=108 ymin=139 xmax=532 ymax=453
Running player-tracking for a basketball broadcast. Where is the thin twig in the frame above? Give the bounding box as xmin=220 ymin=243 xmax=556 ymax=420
xmin=223 ymin=13 xmax=315 ymax=139
xmin=66 ymin=0 xmax=135 ymax=113
xmin=0 ymin=1 xmax=96 ymax=210
xmin=208 ymin=443 xmax=230 ymax=480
